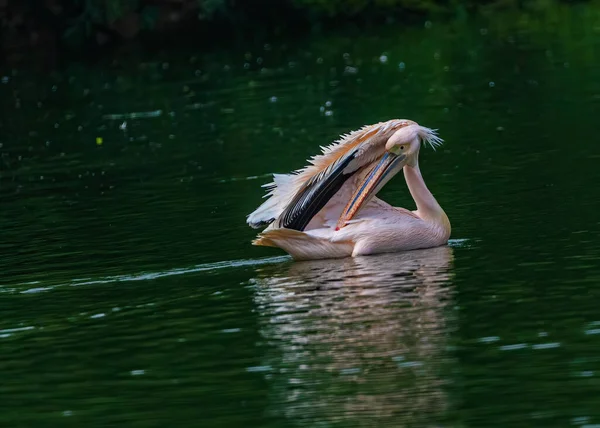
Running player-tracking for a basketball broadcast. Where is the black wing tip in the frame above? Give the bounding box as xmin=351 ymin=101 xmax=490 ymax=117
xmin=248 ymin=218 xmax=275 ymax=229
xmin=279 ymin=150 xmax=359 ymax=231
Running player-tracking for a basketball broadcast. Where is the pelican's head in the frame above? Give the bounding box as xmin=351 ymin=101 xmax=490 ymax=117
xmin=385 ymin=123 xmax=443 ymax=167
xmin=337 ymin=122 xmax=443 ymax=228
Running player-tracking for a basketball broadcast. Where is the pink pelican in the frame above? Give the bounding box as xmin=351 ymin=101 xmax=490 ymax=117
xmin=247 ymin=119 xmax=451 ymax=260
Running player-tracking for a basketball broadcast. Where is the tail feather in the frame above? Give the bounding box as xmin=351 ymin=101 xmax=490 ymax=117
xmin=252 ymin=228 xmax=353 ymax=260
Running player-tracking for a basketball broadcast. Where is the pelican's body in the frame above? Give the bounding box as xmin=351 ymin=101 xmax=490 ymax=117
xmin=247 ymin=119 xmax=451 ymax=261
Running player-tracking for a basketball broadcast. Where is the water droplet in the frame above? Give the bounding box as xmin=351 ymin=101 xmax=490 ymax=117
xmin=325 ymin=100 xmax=332 ymax=107
xmin=379 ymin=55 xmax=388 ymax=64
xmin=572 ymin=416 xmax=591 ymax=425
xmin=499 ymin=343 xmax=528 ymax=351
xmin=243 ymin=63 xmax=250 ymax=70
xmin=257 ymin=57 xmax=263 ymax=65
xmin=246 ymin=366 xmax=272 ymax=373
xmin=316 ymin=57 xmax=324 ymax=64
xmin=62 ymin=410 xmax=73 ymax=417
xmin=90 ymin=313 xmax=105 ymax=319
xmin=269 ymin=96 xmax=278 ymax=103
xmin=532 ymin=342 xmax=560 ymax=350
xmin=162 ymin=62 xmax=169 ymax=70
xmin=424 ymin=20 xmax=432 ymax=29
xmin=131 ymin=369 xmax=145 ymax=376
xmin=398 ymin=62 xmax=406 ymax=70
xmin=397 ymin=361 xmax=423 ymax=368
xmin=480 ymin=28 xmax=488 ymax=35
xmin=51 ymin=85 xmax=58 ymax=92
xmin=478 ymin=336 xmax=500 ymax=343
xmin=489 ymin=81 xmax=495 ymax=88
xmin=1 ymin=76 xmax=8 ymax=84
xmin=264 ymin=43 xmax=271 ymax=51
xmin=325 ymin=110 xmax=333 ymax=117
xmin=119 ymin=121 xmax=127 ymax=130
xmin=340 ymin=368 xmax=361 ymax=375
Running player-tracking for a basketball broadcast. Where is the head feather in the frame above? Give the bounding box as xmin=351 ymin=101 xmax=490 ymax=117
xmin=416 ymin=126 xmax=444 ymax=151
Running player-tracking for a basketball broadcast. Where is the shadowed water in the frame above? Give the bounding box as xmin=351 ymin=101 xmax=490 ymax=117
xmin=2 ymin=3 xmax=600 ymax=427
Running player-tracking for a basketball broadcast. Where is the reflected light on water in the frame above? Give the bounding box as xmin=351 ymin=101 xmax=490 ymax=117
xmin=251 ymin=246 xmax=456 ymax=426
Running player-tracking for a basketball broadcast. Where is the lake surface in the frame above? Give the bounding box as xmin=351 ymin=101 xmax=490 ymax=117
xmin=2 ymin=4 xmax=600 ymax=427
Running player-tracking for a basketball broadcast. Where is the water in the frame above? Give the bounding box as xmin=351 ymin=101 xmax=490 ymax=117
xmin=2 ymin=4 xmax=600 ymax=426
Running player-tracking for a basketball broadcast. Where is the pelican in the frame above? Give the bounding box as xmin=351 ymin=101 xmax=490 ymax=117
xmin=246 ymin=119 xmax=451 ymax=261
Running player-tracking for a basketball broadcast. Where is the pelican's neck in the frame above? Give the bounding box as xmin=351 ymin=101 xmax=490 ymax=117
xmin=403 ymin=162 xmax=451 ymax=232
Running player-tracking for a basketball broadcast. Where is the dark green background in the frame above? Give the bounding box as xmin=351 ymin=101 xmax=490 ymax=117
xmin=1 ymin=3 xmax=600 ymax=426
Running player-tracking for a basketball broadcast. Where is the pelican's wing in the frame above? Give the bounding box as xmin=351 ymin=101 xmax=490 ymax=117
xmin=247 ymin=119 xmax=412 ymax=230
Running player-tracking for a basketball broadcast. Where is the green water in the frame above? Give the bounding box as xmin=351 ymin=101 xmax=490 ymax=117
xmin=2 ymin=4 xmax=600 ymax=427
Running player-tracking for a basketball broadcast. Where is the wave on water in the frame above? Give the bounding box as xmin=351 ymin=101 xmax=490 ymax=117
xmin=5 ymin=239 xmax=470 ymax=295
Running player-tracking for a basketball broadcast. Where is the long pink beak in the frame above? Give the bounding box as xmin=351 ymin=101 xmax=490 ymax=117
xmin=336 ymin=152 xmax=407 ymax=230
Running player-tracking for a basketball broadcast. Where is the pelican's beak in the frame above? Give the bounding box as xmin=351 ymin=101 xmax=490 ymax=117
xmin=336 ymin=152 xmax=407 ymax=229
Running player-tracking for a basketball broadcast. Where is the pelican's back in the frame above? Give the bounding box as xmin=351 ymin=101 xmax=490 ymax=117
xmin=247 ymin=119 xmax=412 ymax=230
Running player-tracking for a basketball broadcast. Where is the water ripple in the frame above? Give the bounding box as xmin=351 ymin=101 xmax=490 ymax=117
xmin=5 ymin=240 xmax=468 ymax=295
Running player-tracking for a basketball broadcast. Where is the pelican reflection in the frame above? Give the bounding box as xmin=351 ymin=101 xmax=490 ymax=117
xmin=251 ymin=246 xmax=456 ymax=426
